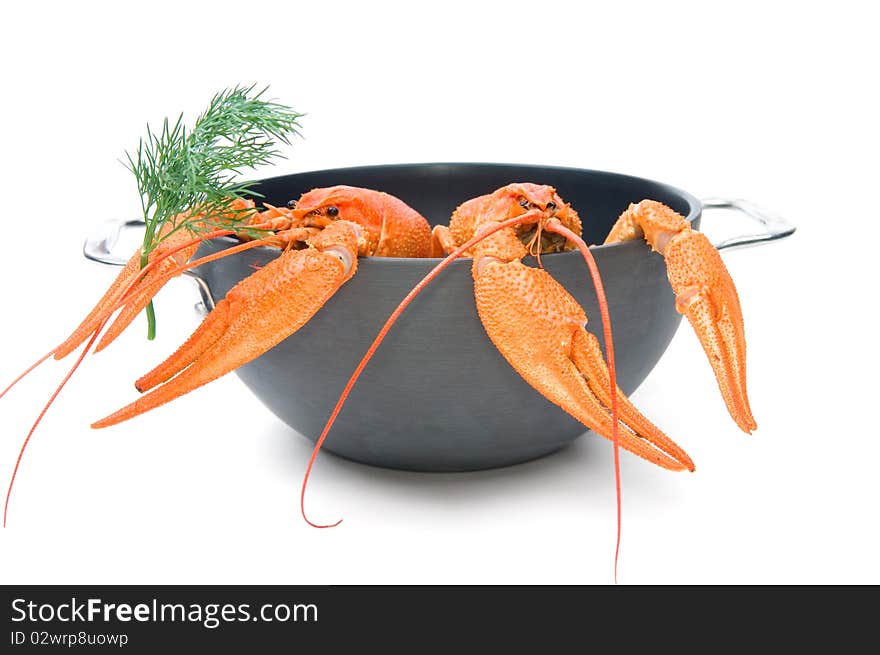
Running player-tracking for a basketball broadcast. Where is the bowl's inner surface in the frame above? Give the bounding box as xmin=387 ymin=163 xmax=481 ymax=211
xmin=249 ymin=163 xmax=698 ymax=245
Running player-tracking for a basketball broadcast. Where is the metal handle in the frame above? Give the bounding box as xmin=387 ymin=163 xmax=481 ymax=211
xmin=701 ymin=198 xmax=796 ymax=251
xmin=82 ymin=217 xmax=216 ymax=315
xmin=83 ymin=218 xmax=146 ymax=266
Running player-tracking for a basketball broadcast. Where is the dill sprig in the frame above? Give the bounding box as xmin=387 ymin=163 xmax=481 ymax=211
xmin=123 ymin=85 xmax=303 ymax=338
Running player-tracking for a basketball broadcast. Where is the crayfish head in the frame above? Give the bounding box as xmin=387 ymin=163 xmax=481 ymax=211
xmin=496 ymin=183 xmax=582 ymax=255
xmin=287 ymin=186 xmax=382 ymax=254
xmin=288 ymin=186 xmax=369 ymax=224
xmin=505 ymin=182 xmax=564 ymax=215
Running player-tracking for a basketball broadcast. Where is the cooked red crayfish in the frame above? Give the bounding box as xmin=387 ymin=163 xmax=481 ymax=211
xmin=89 ymin=186 xmax=432 ymax=427
xmin=1 ymin=186 xmax=432 ymax=521
xmin=438 ymin=185 xmax=754 ymax=465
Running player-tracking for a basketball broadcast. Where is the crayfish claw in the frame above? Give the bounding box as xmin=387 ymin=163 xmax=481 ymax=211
xmin=93 ymin=221 xmax=362 ymax=428
xmin=473 ymin=255 xmax=693 ymax=471
xmin=607 ymin=200 xmax=756 ymax=433
xmin=666 ymin=236 xmax=756 ymax=432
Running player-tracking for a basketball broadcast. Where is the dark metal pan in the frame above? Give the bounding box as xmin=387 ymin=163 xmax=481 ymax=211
xmin=84 ymin=163 xmax=794 ymax=471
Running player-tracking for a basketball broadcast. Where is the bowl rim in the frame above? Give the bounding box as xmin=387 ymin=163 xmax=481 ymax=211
xmin=211 ymin=162 xmax=702 ymax=263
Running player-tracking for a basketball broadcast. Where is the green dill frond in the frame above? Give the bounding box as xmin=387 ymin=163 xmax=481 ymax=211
xmin=122 ymin=85 xmax=303 ymax=338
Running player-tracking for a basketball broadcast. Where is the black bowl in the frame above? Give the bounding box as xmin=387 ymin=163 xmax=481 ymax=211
xmin=193 ymin=163 xmax=701 ymax=471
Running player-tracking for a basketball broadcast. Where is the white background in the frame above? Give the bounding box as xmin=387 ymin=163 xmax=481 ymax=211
xmin=0 ymin=1 xmax=876 ymax=584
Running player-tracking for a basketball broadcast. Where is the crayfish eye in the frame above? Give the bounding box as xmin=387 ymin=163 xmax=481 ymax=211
xmin=286 ymin=199 xmax=297 ymax=209
xmin=327 ymin=205 xmax=339 ymax=217
xmin=546 ymin=201 xmax=557 ymax=211
xmin=519 ymin=198 xmax=530 ymax=210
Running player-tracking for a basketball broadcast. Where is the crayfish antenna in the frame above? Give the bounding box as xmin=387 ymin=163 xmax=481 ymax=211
xmin=0 ymin=350 xmax=56 ymax=403
xmin=543 ymin=219 xmax=623 ymax=583
xmin=1 ymin=230 xmax=265 ymax=526
xmin=298 ymin=212 xmax=547 ymax=529
xmin=3 ymin=327 xmax=102 ymax=527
